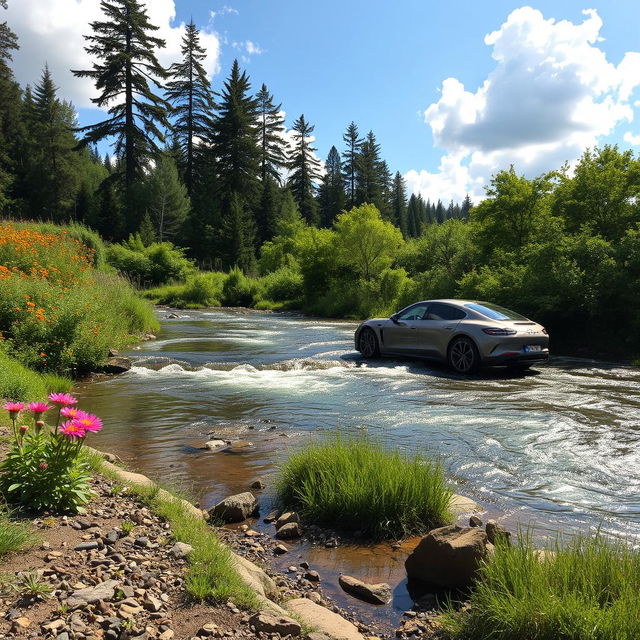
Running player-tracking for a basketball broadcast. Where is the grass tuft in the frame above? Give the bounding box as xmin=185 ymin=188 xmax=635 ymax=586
xmin=0 ymin=507 xmax=38 ymax=556
xmin=441 ymin=533 xmax=640 ymax=640
xmin=277 ymin=432 xmax=452 ymax=539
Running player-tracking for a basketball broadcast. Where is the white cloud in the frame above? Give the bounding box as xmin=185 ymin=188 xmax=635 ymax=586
xmin=232 ymin=39 xmax=265 ymax=60
xmin=624 ymin=131 xmax=640 ymax=146
xmin=209 ymin=6 xmax=238 ymax=21
xmin=6 ymin=0 xmax=221 ymax=108
xmin=406 ymin=7 xmax=640 ymax=202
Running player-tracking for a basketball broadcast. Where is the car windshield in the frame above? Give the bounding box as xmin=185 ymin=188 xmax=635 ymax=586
xmin=465 ymin=302 xmax=528 ymax=321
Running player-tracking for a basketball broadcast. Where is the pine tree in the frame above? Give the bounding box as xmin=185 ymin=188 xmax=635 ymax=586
xmin=287 ymin=114 xmax=321 ymax=225
xmin=341 ymin=121 xmax=362 ymax=210
xmin=220 ymin=192 xmax=255 ymax=271
xmin=255 ymin=178 xmax=281 ymax=244
xmin=461 ymin=194 xmax=473 ymax=218
xmin=213 ymin=59 xmax=261 ymax=207
xmin=0 ymin=0 xmax=21 ymax=210
xmin=145 ymin=154 xmax=190 ymax=241
xmin=73 ymin=0 xmax=169 ymax=224
xmin=435 ymin=199 xmax=445 ymax=223
xmin=379 ymin=159 xmax=393 ymax=220
xmin=355 ymin=130 xmax=384 ymax=210
xmin=26 ymin=65 xmax=80 ymax=219
xmin=391 ymin=171 xmax=407 ymax=235
xmin=256 ymin=84 xmax=286 ymax=184
xmin=166 ymin=21 xmax=214 ymax=196
xmin=406 ymin=193 xmax=422 ymax=238
xmin=318 ymin=145 xmax=345 ymax=227
xmin=138 ymin=211 xmax=156 ymax=245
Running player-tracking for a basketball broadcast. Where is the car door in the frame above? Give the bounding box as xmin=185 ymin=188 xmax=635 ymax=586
xmin=417 ymin=302 xmax=467 ymax=358
xmin=383 ymin=303 xmax=430 ymax=354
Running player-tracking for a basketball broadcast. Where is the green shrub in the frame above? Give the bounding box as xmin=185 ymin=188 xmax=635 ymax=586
xmin=442 ymin=534 xmax=640 ymax=640
xmin=106 ymin=240 xmax=195 ymax=287
xmin=256 ymin=266 xmax=303 ymax=304
xmin=222 ymin=267 xmax=257 ymax=307
xmin=277 ymin=433 xmax=452 ymax=539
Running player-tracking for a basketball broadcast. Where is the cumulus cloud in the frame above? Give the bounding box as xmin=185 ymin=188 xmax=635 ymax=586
xmin=232 ymin=39 xmax=265 ymax=63
xmin=5 ymin=0 xmax=221 ymax=108
xmin=406 ymin=7 xmax=640 ymax=202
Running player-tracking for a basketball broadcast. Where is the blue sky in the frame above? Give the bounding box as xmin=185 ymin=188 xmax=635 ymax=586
xmin=6 ymin=1 xmax=640 ymax=201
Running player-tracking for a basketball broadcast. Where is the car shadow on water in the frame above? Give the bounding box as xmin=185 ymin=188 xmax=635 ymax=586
xmin=342 ymin=352 xmax=544 ymax=381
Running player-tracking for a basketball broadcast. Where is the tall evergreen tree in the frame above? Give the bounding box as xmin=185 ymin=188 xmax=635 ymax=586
xmin=73 ymin=0 xmax=169 ymax=228
xmin=220 ymin=192 xmax=256 ymax=271
xmin=0 ymin=0 xmax=21 ymax=210
xmin=287 ymin=114 xmax=321 ymax=225
xmin=255 ymin=83 xmax=286 ymax=183
xmin=435 ymin=199 xmax=445 ymax=223
xmin=26 ymin=65 xmax=80 ymax=219
xmin=341 ymin=121 xmax=362 ymax=210
xmin=318 ymin=145 xmax=345 ymax=227
xmin=461 ymin=194 xmax=473 ymax=218
xmin=379 ymin=159 xmax=393 ymax=220
xmin=355 ymin=130 xmax=384 ymax=210
xmin=166 ymin=20 xmax=214 ymax=196
xmin=390 ymin=171 xmax=407 ymax=235
xmin=213 ymin=59 xmax=261 ymax=207
xmin=255 ymin=177 xmax=281 ymax=244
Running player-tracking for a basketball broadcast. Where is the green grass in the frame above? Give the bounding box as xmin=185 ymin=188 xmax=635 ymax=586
xmin=144 ymin=271 xmax=227 ymax=308
xmin=0 ymin=507 xmax=38 ymax=556
xmin=0 ymin=348 xmax=72 ymax=402
xmin=277 ymin=433 xmax=452 ymax=539
xmin=84 ymin=451 xmax=257 ymax=609
xmin=441 ymin=534 xmax=640 ymax=640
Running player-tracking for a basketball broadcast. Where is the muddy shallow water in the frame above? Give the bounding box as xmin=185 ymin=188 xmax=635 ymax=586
xmin=75 ymin=308 xmax=640 ymax=629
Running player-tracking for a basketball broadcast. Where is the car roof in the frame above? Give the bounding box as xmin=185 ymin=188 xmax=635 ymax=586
xmin=413 ymin=299 xmax=479 ymax=306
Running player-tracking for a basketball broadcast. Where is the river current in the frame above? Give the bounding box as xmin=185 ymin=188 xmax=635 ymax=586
xmin=76 ymin=308 xmax=640 ymax=627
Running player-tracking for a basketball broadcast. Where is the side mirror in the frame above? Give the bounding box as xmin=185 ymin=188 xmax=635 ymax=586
xmin=390 ymin=314 xmax=399 ymax=324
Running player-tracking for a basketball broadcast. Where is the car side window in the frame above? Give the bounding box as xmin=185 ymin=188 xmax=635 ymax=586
xmin=397 ymin=304 xmax=429 ymax=321
xmin=425 ymin=303 xmax=466 ymax=321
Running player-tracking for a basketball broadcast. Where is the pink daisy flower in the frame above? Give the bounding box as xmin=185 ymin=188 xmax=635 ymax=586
xmin=3 ymin=401 xmax=24 ymax=418
xmin=60 ymin=407 xmax=88 ymax=420
xmin=48 ymin=392 xmax=78 ymax=407
xmin=73 ymin=413 xmax=103 ymax=434
xmin=59 ymin=420 xmax=86 ymax=439
xmin=28 ymin=401 xmax=52 ymax=417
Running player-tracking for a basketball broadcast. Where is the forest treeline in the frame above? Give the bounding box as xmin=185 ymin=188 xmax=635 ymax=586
xmin=1 ymin=1 xmax=639 ymax=357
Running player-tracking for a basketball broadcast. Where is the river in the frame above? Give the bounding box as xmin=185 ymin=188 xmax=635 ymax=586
xmin=75 ymin=308 xmax=640 ymax=629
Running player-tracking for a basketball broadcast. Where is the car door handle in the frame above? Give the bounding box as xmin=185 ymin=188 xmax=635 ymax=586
xmin=445 ymin=327 xmax=454 ymax=331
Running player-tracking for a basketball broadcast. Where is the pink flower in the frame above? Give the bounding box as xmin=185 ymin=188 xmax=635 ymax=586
xmin=73 ymin=413 xmax=103 ymax=434
xmin=48 ymin=392 xmax=78 ymax=407
xmin=61 ymin=407 xmax=88 ymax=420
xmin=59 ymin=420 xmax=86 ymax=439
xmin=28 ymin=401 xmax=51 ymax=417
xmin=19 ymin=425 xmax=28 ymax=434
xmin=3 ymin=401 xmax=24 ymax=418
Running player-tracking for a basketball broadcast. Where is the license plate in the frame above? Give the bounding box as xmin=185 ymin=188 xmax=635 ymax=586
xmin=523 ymin=345 xmax=542 ymax=353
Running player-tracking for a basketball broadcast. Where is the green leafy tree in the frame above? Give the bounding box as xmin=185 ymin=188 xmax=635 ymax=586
xmin=256 ymin=83 xmax=287 ymax=183
xmin=342 ymin=121 xmax=362 ymax=210
xmin=145 ymin=154 xmax=190 ymax=241
xmin=287 ymin=114 xmax=321 ymax=225
xmin=73 ymin=0 xmax=169 ymax=229
xmin=334 ymin=203 xmax=403 ymax=281
xmin=166 ymin=20 xmax=215 ymax=196
xmin=318 ymin=145 xmax=345 ymax=227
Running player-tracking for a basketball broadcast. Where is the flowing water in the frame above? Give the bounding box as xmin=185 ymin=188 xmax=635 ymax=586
xmin=76 ymin=309 xmax=640 ymax=630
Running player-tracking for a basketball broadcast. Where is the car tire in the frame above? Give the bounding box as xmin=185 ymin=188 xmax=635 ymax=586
xmin=448 ymin=336 xmax=480 ymax=374
xmin=358 ymin=327 xmax=380 ymax=358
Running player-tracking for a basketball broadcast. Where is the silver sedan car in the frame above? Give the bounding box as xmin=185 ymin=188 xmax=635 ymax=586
xmin=354 ymin=299 xmax=549 ymax=373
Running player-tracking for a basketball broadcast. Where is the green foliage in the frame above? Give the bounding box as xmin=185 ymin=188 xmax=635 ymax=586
xmin=256 ymin=265 xmax=303 ymax=306
xmin=222 ymin=266 xmax=258 ymax=307
xmin=0 ymin=507 xmax=37 ymax=555
xmin=287 ymin=114 xmax=321 ymax=225
xmin=16 ymin=571 xmax=53 ymax=598
xmin=442 ymin=534 xmax=640 ymax=640
xmin=106 ymin=240 xmax=196 ymax=287
xmin=0 ymin=346 xmax=65 ymax=401
xmin=277 ymin=433 xmax=452 ymax=539
xmin=145 ymin=271 xmax=227 ymax=308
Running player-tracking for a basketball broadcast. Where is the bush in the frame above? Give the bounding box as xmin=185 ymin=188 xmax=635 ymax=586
xmin=106 ymin=239 xmax=195 ymax=287
xmin=146 ymin=272 xmax=227 ymax=308
xmin=442 ymin=534 xmax=640 ymax=640
xmin=277 ymin=433 xmax=452 ymax=539
xmin=0 ymin=396 xmax=102 ymax=513
xmin=221 ymin=267 xmax=257 ymax=307
xmin=256 ymin=266 xmax=303 ymax=305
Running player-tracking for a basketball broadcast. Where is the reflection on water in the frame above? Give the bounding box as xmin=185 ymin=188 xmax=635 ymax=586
xmin=75 ymin=308 xmax=640 ymax=628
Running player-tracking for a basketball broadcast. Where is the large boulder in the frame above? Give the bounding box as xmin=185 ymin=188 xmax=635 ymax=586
xmin=209 ymin=492 xmax=258 ymax=523
xmin=286 ymin=598 xmax=364 ymax=640
xmin=100 ymin=357 xmax=132 ymax=375
xmin=405 ymin=525 xmax=492 ymax=589
xmin=338 ymin=575 xmax=392 ymax=604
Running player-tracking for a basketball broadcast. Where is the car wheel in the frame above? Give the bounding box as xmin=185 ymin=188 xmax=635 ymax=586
xmin=448 ymin=336 xmax=480 ymax=374
xmin=358 ymin=327 xmax=380 ymax=358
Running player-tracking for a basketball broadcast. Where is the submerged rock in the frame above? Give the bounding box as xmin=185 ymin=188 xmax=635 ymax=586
xmin=405 ymin=525 xmax=492 ymax=589
xmin=338 ymin=575 xmax=391 ymax=604
xmin=100 ymin=357 xmax=132 ymax=375
xmin=204 ymin=439 xmax=228 ymax=451
xmin=209 ymin=492 xmax=258 ymax=523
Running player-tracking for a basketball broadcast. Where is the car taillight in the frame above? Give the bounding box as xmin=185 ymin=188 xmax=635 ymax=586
xmin=542 ymin=328 xmax=548 ymax=335
xmin=482 ymin=328 xmax=517 ymax=336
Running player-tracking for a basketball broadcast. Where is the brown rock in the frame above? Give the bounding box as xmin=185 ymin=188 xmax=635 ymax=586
xmin=249 ymin=611 xmax=301 ymax=637
xmin=276 ymin=522 xmax=302 ymax=539
xmin=405 ymin=525 xmax=491 ymax=589
xmin=209 ymin=492 xmax=258 ymax=523
xmin=486 ymin=520 xmax=511 ymax=545
xmin=275 ymin=511 xmax=299 ymax=530
xmin=338 ymin=575 xmax=391 ymax=604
